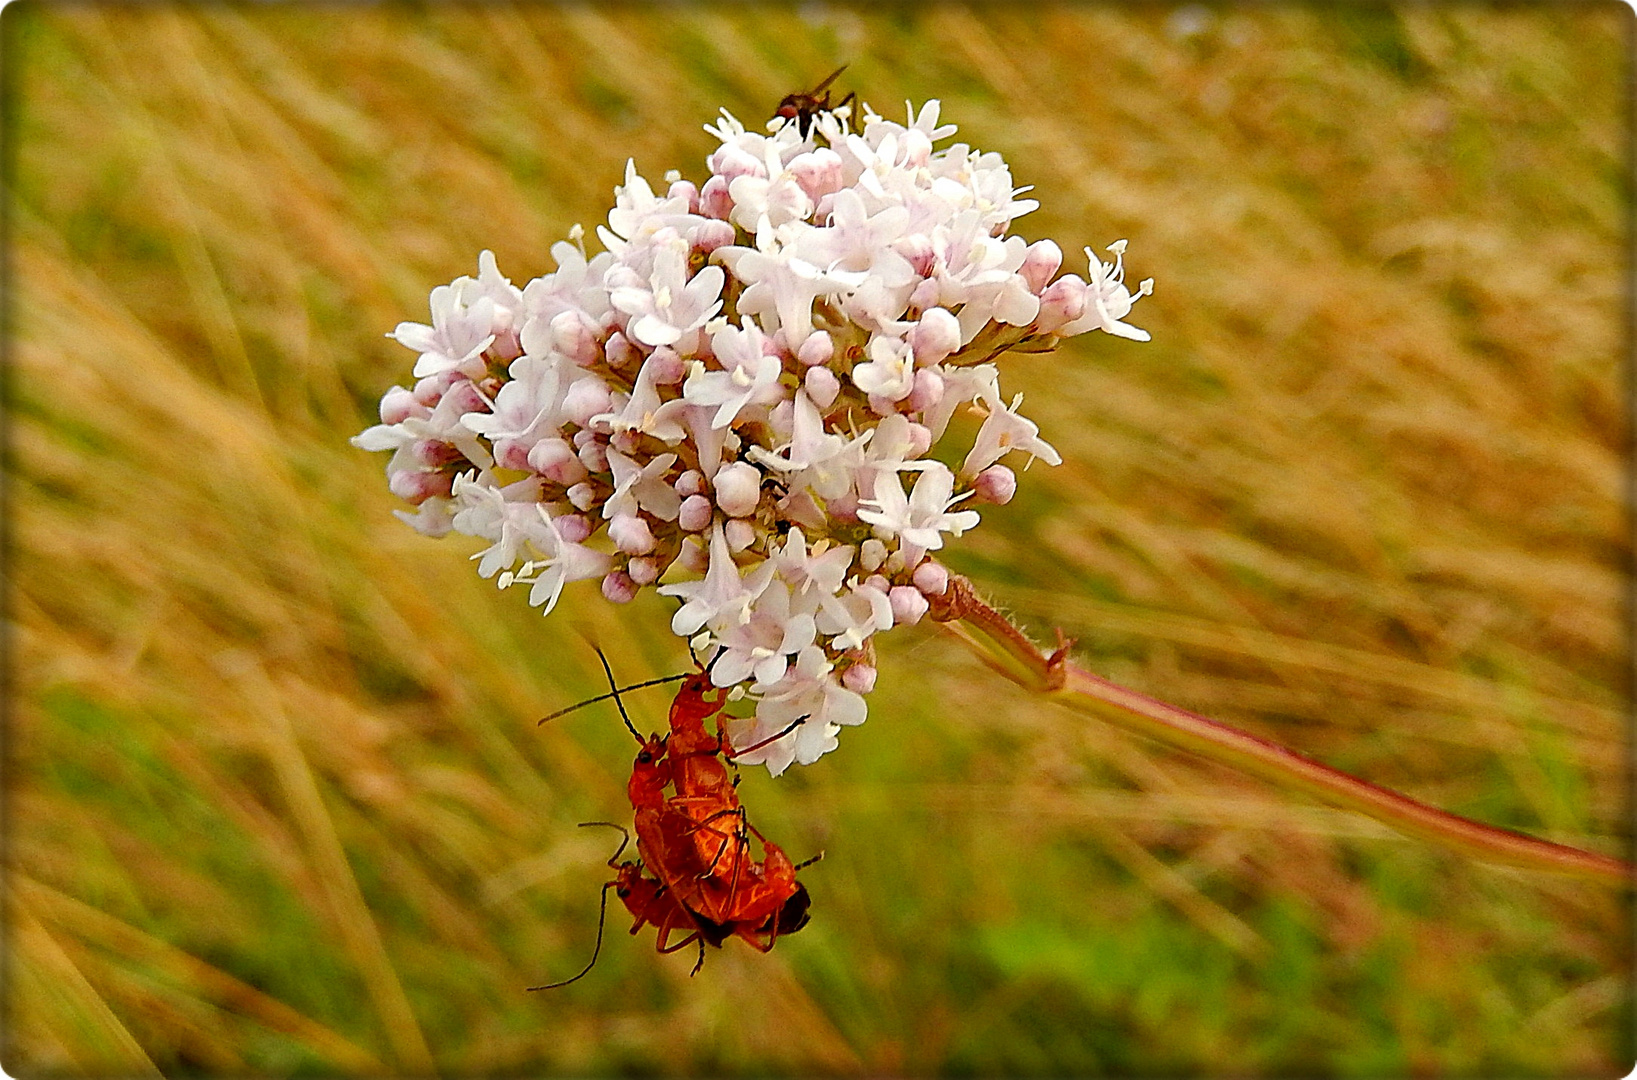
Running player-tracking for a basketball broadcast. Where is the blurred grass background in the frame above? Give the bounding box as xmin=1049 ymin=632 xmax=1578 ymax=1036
xmin=4 ymin=3 xmax=1631 ymax=1075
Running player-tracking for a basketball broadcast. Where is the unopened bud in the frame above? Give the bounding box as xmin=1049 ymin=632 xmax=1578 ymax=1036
xmin=906 ymin=424 xmax=933 ymax=462
xmin=1020 ymin=239 xmax=1063 ymax=294
xmin=912 ymin=559 xmax=950 ymax=598
xmin=700 ymin=174 xmax=733 ymax=219
xmin=713 ymin=461 xmax=762 ymax=518
xmin=889 ymin=585 xmax=929 ymax=626
xmin=605 ymin=331 xmax=641 ymax=370
xmin=667 ymin=178 xmax=700 ymax=212
xmin=389 ymin=468 xmax=454 ymax=504
xmin=492 ymin=437 xmax=533 ymax=472
xmin=608 ymin=513 xmax=657 ymax=555
xmin=380 ymin=386 xmax=421 ymax=424
xmin=789 ymin=147 xmax=844 ymax=202
xmin=644 ymin=346 xmax=686 ymax=386
xmin=555 ymin=514 xmax=593 ymax=543
xmin=563 ymin=377 xmax=613 ymax=427
xmin=797 ymin=330 xmax=834 ymax=367
xmin=804 ymin=365 xmax=841 ymax=409
xmin=566 ymin=482 xmax=598 ymax=512
xmin=674 ymin=469 xmax=706 ymax=497
xmin=907 ymin=368 xmax=945 ymax=413
xmin=442 ymin=380 xmax=489 ymax=415
xmin=408 ymin=439 xmax=459 ymax=468
xmin=691 ymin=219 xmax=737 ymax=255
xmin=1036 ymin=275 xmax=1089 ymax=335
xmin=841 ymin=663 xmax=878 ymax=695
xmin=909 ymin=277 xmax=941 ymax=313
xmin=972 ymin=464 xmax=1017 ymax=505
xmin=859 ymin=538 xmax=888 ymax=572
xmin=551 ymin=310 xmax=601 ymax=367
xmin=627 ymin=555 xmax=661 ymax=585
xmin=678 ymin=493 xmax=713 ymax=532
xmin=910 ymin=308 xmax=961 ymax=366
xmin=577 ymin=440 xmax=609 ymax=474
xmin=601 ymin=571 xmax=638 ymax=604
xmin=412 ymin=371 xmax=459 ymax=407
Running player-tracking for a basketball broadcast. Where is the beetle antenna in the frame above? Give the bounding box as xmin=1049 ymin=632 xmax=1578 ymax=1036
xmin=537 ymin=673 xmax=687 ymax=725
xmin=526 ymin=881 xmax=613 ymax=991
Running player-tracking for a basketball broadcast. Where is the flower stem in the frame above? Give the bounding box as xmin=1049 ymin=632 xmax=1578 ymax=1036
xmin=929 ymin=574 xmax=1632 ymax=887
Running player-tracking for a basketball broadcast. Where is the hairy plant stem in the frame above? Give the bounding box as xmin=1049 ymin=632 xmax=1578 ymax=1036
xmin=928 ymin=574 xmax=1632 ymax=887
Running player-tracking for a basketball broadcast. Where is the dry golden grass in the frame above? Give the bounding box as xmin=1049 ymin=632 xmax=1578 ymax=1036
xmin=6 ymin=5 xmax=1629 ymax=1075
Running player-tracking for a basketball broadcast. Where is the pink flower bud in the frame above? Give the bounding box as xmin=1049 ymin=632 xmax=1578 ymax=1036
xmin=1036 ymin=274 xmax=1089 ymax=335
xmin=668 ymin=178 xmax=700 ymax=211
xmin=563 ymin=377 xmax=612 ymax=427
xmin=713 ymin=461 xmax=762 ymax=518
xmin=572 ymin=429 xmax=597 ymax=449
xmin=627 ymin=556 xmax=661 ymax=585
xmin=789 ymin=148 xmax=844 ymax=202
xmin=804 ymin=365 xmax=841 ymax=409
xmin=864 ymin=574 xmax=892 ymax=596
xmin=555 ymin=514 xmax=593 ymax=543
xmin=412 ymin=371 xmax=459 ymax=407
xmin=674 ymin=469 xmax=705 ymax=498
xmin=972 ymin=465 xmax=1017 ymax=505
xmin=1020 ymin=239 xmax=1063 ymax=294
xmin=609 ymin=430 xmax=639 ymax=455
xmin=860 ymin=538 xmax=887 ymax=572
xmin=905 ymin=422 xmax=933 ymax=459
xmin=604 ymin=331 xmax=641 ymax=371
xmin=678 ymin=493 xmax=713 ymax=532
xmin=567 ymin=482 xmax=598 ymax=512
xmin=576 ymin=439 xmax=609 ymax=474
xmin=911 ymin=308 xmax=961 ymax=366
xmin=889 ymin=585 xmax=929 ymax=626
xmin=608 ymin=513 xmax=657 ymax=555
xmin=691 ymin=219 xmax=736 ymax=255
xmin=380 ymin=386 xmax=421 ymax=424
xmin=491 ymin=327 xmax=524 ymax=362
xmin=724 ymin=518 xmax=756 ymax=551
xmin=601 ymin=570 xmax=638 ymax=604
xmin=492 ymin=438 xmax=533 ymax=472
xmin=550 ymin=309 xmax=602 ymax=369
xmin=408 ymin=439 xmax=459 ymax=468
xmin=912 ymin=559 xmax=950 ymax=598
xmin=907 ymin=368 xmax=944 ymax=413
xmin=797 ymin=331 xmax=834 ymax=367
xmin=442 ymin=380 xmax=489 ymax=415
xmin=700 ymin=174 xmax=733 ymax=219
xmin=389 ymin=468 xmax=453 ymax=504
xmin=841 ymin=663 xmax=878 ymax=695
xmin=909 ymin=278 xmax=941 ymax=313
xmin=868 ymin=394 xmax=899 ymax=417
xmin=644 ymin=347 xmax=686 ymax=386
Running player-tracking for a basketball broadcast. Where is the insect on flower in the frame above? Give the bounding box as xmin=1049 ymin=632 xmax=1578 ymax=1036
xmin=774 ymin=64 xmax=855 ymax=135
xmin=533 ymin=651 xmax=820 ymax=981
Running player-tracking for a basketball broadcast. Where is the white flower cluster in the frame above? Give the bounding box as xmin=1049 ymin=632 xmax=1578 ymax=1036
xmin=354 ymin=99 xmax=1151 ymax=775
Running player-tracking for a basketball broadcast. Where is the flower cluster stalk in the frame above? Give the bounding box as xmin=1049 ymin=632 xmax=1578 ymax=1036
xmin=929 ymin=575 xmax=1633 ymax=887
